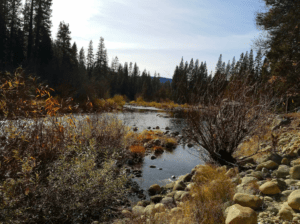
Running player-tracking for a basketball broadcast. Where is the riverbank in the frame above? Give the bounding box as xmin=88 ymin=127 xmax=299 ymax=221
xmin=108 ymin=113 xmax=300 ymax=224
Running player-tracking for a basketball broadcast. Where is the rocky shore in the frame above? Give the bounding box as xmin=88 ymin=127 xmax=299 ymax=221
xmin=99 ymin=114 xmax=300 ymax=224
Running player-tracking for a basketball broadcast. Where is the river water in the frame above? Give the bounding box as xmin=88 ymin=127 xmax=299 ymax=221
xmin=0 ymin=105 xmax=205 ymax=202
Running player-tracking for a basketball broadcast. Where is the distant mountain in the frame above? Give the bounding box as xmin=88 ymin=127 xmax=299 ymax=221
xmin=151 ymin=77 xmax=172 ymax=83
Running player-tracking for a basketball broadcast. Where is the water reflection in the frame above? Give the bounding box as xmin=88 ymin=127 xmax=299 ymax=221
xmin=0 ymin=106 xmax=205 ymax=202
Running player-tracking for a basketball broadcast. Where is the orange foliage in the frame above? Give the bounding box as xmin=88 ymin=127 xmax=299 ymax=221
xmin=129 ymin=145 xmax=145 ymax=154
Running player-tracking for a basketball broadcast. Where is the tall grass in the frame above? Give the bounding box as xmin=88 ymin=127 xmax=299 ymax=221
xmin=130 ymin=97 xmax=191 ymax=110
xmin=0 ymin=70 xmax=134 ymax=223
xmin=124 ymin=164 xmax=235 ymax=224
xmin=0 ymin=114 xmax=133 ymax=223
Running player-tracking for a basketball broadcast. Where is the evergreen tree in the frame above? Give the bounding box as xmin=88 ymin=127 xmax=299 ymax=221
xmin=253 ymin=0 xmax=300 ymax=98
xmin=215 ymin=54 xmax=223 ymax=75
xmin=254 ymin=47 xmax=263 ymax=81
xmin=225 ymin=60 xmax=231 ymax=80
xmin=94 ymin=36 xmax=108 ymax=80
xmin=7 ymin=0 xmax=23 ymax=69
xmin=71 ymin=42 xmax=78 ymax=66
xmin=230 ymin=56 xmax=236 ymax=77
xmin=86 ymin=40 xmax=94 ymax=79
xmin=33 ymin=0 xmax=52 ymax=60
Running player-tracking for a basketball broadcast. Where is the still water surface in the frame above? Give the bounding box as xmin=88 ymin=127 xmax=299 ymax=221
xmin=0 ymin=106 xmax=205 ymax=201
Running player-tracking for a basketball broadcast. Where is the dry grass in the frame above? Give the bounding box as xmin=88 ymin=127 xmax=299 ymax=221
xmin=0 ymin=71 xmax=137 ymax=223
xmin=129 ymin=97 xmax=191 ymax=110
xmin=0 ymin=113 xmax=134 ymax=223
xmin=122 ymin=164 xmax=235 ymax=224
xmin=124 ymin=129 xmax=177 ymax=154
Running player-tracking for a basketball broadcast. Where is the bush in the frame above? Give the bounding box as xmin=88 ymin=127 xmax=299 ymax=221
xmin=185 ymin=81 xmax=272 ymax=167
xmin=184 ymin=164 xmax=235 ymax=224
xmin=0 ymin=113 xmax=132 ymax=223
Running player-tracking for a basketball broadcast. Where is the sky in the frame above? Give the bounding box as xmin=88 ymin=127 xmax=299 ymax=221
xmin=24 ymin=0 xmax=271 ymax=78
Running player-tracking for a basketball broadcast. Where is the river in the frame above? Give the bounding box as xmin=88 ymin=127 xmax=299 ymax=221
xmin=0 ymin=105 xmax=205 ymax=202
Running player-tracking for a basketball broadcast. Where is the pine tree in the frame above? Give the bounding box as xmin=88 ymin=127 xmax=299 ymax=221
xmin=33 ymin=0 xmax=52 ymax=60
xmin=225 ymin=60 xmax=231 ymax=80
xmin=253 ymin=0 xmax=300 ymax=98
xmin=6 ymin=0 xmax=23 ymax=69
xmin=111 ymin=56 xmax=119 ymax=72
xmin=94 ymin=36 xmax=108 ymax=80
xmin=221 ymin=62 xmax=226 ymax=74
xmin=230 ymin=56 xmax=236 ymax=78
xmin=254 ymin=47 xmax=263 ymax=81
xmin=215 ymin=54 xmax=223 ymax=75
xmin=86 ymin=40 xmax=94 ymax=79
xmin=71 ymin=42 xmax=78 ymax=66
xmin=0 ymin=0 xmax=7 ymax=70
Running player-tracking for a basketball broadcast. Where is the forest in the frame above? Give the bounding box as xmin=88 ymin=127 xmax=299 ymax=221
xmin=0 ymin=0 xmax=299 ymax=111
xmin=1 ymin=0 xmax=300 ymax=223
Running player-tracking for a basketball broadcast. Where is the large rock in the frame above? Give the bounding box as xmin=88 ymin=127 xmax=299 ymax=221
xmin=255 ymin=153 xmax=282 ymax=165
xmin=241 ymin=177 xmax=258 ymax=185
xmin=288 ymin=189 xmax=300 ymax=210
xmin=148 ymin=184 xmax=161 ymax=195
xmin=225 ymin=204 xmax=257 ymax=224
xmin=290 ymin=165 xmax=300 ymax=179
xmin=132 ymin=206 xmax=145 ymax=216
xmin=144 ymin=204 xmax=157 ymax=216
xmin=236 ymin=183 xmax=259 ymax=195
xmin=154 ymin=203 xmax=166 ymax=213
xmin=150 ymin=195 xmax=163 ymax=203
xmin=174 ymin=191 xmax=186 ymax=201
xmin=173 ymin=180 xmax=186 ymax=191
xmin=226 ymin=167 xmax=239 ymax=178
xmin=278 ymin=202 xmax=294 ymax=221
xmin=256 ymin=160 xmax=279 ymax=171
xmin=259 ymin=181 xmax=281 ymax=195
xmin=160 ymin=197 xmax=175 ymax=208
xmin=233 ymin=193 xmax=263 ymax=209
xmin=250 ymin=171 xmax=263 ymax=180
xmin=291 ymin=158 xmax=300 ymax=166
xmin=277 ymin=165 xmax=291 ymax=178
xmin=177 ymin=173 xmax=193 ymax=183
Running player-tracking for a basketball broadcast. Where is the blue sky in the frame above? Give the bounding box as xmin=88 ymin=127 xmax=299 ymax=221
xmin=29 ymin=0 xmax=271 ymax=78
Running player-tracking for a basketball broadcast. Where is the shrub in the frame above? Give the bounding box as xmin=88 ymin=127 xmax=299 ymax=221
xmin=0 ymin=112 xmax=132 ymax=223
xmin=183 ymin=164 xmax=235 ymax=224
xmin=112 ymin=95 xmax=126 ymax=107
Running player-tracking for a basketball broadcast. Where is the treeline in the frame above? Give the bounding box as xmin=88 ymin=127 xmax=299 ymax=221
xmin=0 ymin=0 xmax=170 ymax=103
xmin=172 ymin=0 xmax=300 ymax=111
xmin=171 ymin=49 xmax=267 ymax=104
xmin=1 ymin=0 xmax=300 ymax=110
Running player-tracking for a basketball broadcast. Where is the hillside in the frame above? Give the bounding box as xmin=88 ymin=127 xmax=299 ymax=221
xmin=151 ymin=77 xmax=172 ymax=83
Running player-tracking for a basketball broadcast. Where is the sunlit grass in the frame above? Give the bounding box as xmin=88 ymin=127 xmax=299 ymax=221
xmin=125 ymin=164 xmax=235 ymax=224
xmin=129 ymin=97 xmax=191 ymax=110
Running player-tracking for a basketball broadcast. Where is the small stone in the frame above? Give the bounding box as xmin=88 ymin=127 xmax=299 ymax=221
xmin=264 ymin=196 xmax=273 ymax=202
xmin=241 ymin=176 xmax=258 ymax=185
xmin=281 ymin=157 xmax=289 ymax=165
xmin=289 ymin=165 xmax=300 ymax=179
xmin=149 ymin=165 xmax=156 ymax=168
xmin=132 ymin=206 xmax=145 ymax=216
xmin=148 ymin=184 xmax=161 ymax=195
xmin=256 ymin=160 xmax=279 ymax=171
xmin=277 ymin=165 xmax=290 ymax=178
xmin=288 ymin=189 xmax=300 ymax=210
xmin=278 ymin=202 xmax=294 ymax=221
xmin=150 ymin=155 xmax=156 ymax=160
xmin=150 ymin=195 xmax=163 ymax=203
xmin=259 ymin=181 xmax=281 ymax=195
xmin=233 ymin=193 xmax=263 ymax=209
xmin=291 ymin=158 xmax=300 ymax=166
